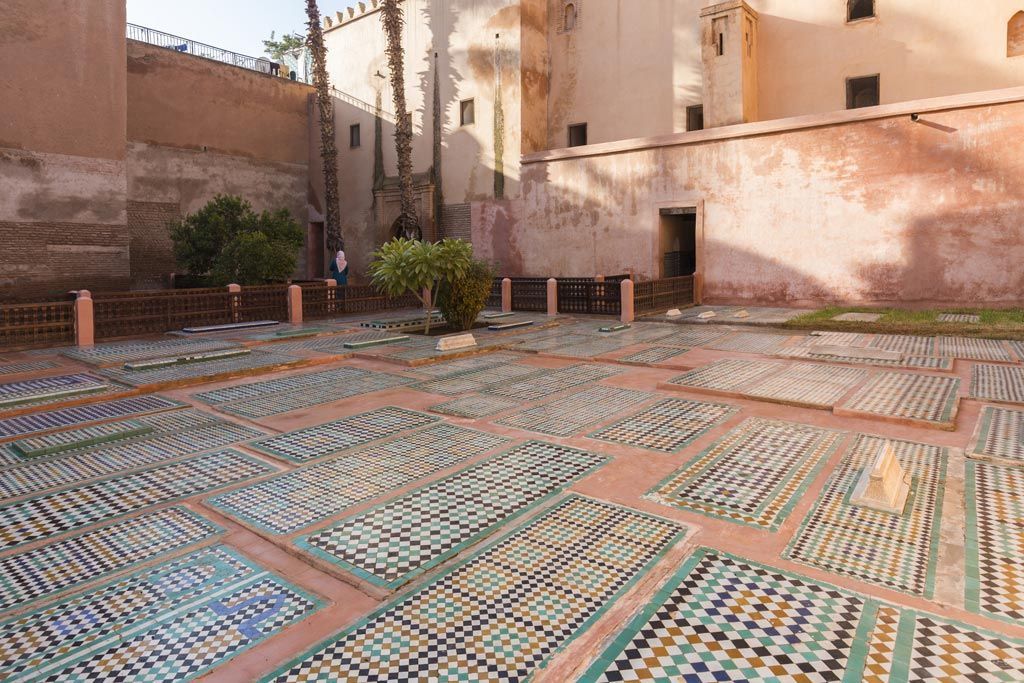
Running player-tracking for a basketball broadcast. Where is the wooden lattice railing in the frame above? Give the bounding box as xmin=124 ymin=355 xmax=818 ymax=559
xmin=633 ymin=275 xmax=695 ymax=314
xmin=0 ymin=301 xmax=75 ymax=349
xmin=302 ymin=283 xmax=419 ymax=319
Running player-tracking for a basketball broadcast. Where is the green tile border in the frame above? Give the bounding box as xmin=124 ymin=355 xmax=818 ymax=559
xmin=294 ymin=446 xmax=611 ymax=590
xmin=265 ymin=494 xmax=688 ymax=682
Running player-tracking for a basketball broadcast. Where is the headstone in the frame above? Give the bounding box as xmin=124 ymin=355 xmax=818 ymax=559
xmin=342 ymin=335 xmax=409 ymax=349
xmin=666 ymin=309 xmax=683 ymax=317
xmin=599 ymin=324 xmax=630 ymax=333
xmin=850 ymin=442 xmax=911 ymax=514
xmin=489 ymin=320 xmax=534 ymax=331
xmin=436 ymin=334 xmax=477 ymax=352
xmin=697 ymin=311 xmax=717 ymax=319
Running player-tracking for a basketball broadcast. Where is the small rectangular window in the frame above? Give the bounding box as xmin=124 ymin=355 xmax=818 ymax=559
xmin=846 ymin=74 xmax=880 ymax=109
xmin=460 ymin=99 xmax=475 ymax=126
xmin=847 ymin=0 xmax=875 ymax=22
xmin=686 ymin=105 xmax=704 ymax=132
xmin=349 ymin=124 xmax=361 ymax=148
xmin=568 ymin=123 xmax=588 ymax=147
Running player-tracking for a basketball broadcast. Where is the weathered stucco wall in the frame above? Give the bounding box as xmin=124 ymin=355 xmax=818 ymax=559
xmin=0 ymin=0 xmax=128 ymax=298
xmin=502 ymin=90 xmax=1024 ymax=306
xmin=125 ymin=41 xmax=313 ymax=286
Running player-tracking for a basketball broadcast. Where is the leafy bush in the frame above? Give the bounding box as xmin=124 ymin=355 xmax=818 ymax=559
xmin=437 ymin=259 xmax=494 ymax=331
xmin=170 ymin=195 xmax=303 ymax=286
xmin=369 ymin=238 xmax=472 ymax=333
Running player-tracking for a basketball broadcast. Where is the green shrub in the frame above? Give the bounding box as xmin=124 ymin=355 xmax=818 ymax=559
xmin=369 ymin=238 xmax=473 ymax=333
xmin=437 ymin=259 xmax=495 ymax=331
xmin=170 ymin=195 xmax=303 ymax=286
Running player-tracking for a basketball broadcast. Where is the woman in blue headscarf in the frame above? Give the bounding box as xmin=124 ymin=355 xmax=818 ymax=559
xmin=329 ymin=250 xmax=349 ymax=285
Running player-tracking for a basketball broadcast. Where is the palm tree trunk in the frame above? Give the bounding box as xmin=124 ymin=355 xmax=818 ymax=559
xmin=305 ymin=0 xmax=344 ymax=260
xmin=380 ymin=0 xmax=421 ymax=241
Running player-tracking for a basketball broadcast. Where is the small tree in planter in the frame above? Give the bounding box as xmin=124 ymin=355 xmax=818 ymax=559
xmin=437 ymin=259 xmax=495 ymax=331
xmin=369 ymin=238 xmax=472 ymax=333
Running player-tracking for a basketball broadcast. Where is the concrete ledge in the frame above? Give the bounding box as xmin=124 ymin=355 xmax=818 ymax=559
xmin=522 ymin=86 xmax=1024 ymax=165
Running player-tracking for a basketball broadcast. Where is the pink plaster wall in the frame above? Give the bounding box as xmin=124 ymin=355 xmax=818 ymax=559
xmin=504 ymin=89 xmax=1024 ymax=306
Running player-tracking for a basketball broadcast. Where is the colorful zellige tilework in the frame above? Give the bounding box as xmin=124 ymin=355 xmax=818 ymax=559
xmin=786 ymin=435 xmax=947 ymax=597
xmin=705 ymin=331 xmax=789 ymax=354
xmin=8 ymin=419 xmax=152 ymax=459
xmin=269 ymin=496 xmax=684 ymax=682
xmin=60 ymin=338 xmax=240 ymax=365
xmin=495 ymin=386 xmax=654 ymax=437
xmin=646 ymin=418 xmax=841 ymax=530
xmin=0 ymin=545 xmax=321 ymax=682
xmin=667 ymin=358 xmax=782 ymax=393
xmin=970 ymin=363 xmax=1024 ymax=405
xmin=0 ymin=360 xmax=58 ymax=376
xmin=0 ymin=411 xmax=265 ymax=499
xmin=428 ymin=394 xmax=521 ymax=419
xmin=652 ymin=327 xmax=729 ymax=347
xmin=483 ymin=363 xmax=624 ymax=401
xmin=746 ymin=362 xmax=867 ymax=408
xmin=0 ymin=373 xmax=111 ymax=409
xmin=937 ymin=313 xmax=981 ymax=324
xmin=209 ymin=424 xmax=510 ymax=535
xmin=582 ymin=549 xmax=1024 ymax=683
xmin=0 ymin=507 xmax=220 ymax=613
xmin=967 ymin=405 xmax=1024 ymax=465
xmin=297 ymin=442 xmax=608 ymax=588
xmin=0 ymin=395 xmax=183 ymax=439
xmin=616 ymin=346 xmax=689 ymax=365
xmin=410 ymin=352 xmax=526 ymax=378
xmin=936 ymin=335 xmax=1013 ymax=362
xmin=966 ymin=461 xmax=1024 ymax=625
xmin=412 ymin=363 xmax=542 ymax=396
xmin=248 ymin=407 xmax=439 ymax=463
xmin=0 ymin=450 xmax=273 ymax=551
xmin=99 ymin=350 xmax=301 ymax=387
xmin=588 ymin=398 xmax=737 ymax=453
xmin=840 ymin=371 xmax=960 ymax=426
xmin=868 ymin=334 xmax=936 ymax=356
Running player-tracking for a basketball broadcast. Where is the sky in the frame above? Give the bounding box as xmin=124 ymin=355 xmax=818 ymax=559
xmin=126 ymin=0 xmax=336 ymax=59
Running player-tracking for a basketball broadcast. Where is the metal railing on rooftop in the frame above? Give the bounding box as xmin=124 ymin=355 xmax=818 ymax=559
xmin=126 ymin=23 xmax=310 ymax=84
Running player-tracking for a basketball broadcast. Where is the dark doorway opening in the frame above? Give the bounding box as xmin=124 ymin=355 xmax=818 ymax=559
xmin=659 ymin=209 xmax=696 ymax=278
xmin=309 ymin=221 xmax=325 ymax=278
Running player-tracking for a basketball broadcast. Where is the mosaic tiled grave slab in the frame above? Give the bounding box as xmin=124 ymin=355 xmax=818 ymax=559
xmin=786 ymin=434 xmax=946 ymax=596
xmin=195 ymin=366 xmax=370 ymax=405
xmin=870 ymin=334 xmax=937 ymax=356
xmin=746 ymin=362 xmax=867 ymax=408
xmin=298 ymin=442 xmax=608 ymax=588
xmin=8 ymin=419 xmax=152 ymax=459
xmin=776 ymin=345 xmax=954 ymax=371
xmin=0 ymin=373 xmax=109 ymax=408
xmin=412 ymin=363 xmax=542 ymax=396
xmin=0 ymin=411 xmax=266 ymax=498
xmin=249 ymin=407 xmax=439 ymax=463
xmin=1013 ymin=340 xmax=1024 ymax=363
xmin=616 ymin=346 xmax=689 ymax=365
xmin=496 ymin=386 xmax=654 ymax=437
xmin=510 ymin=333 xmax=596 ymax=353
xmin=0 ymin=360 xmax=58 ymax=376
xmin=209 ymin=424 xmax=510 ymax=535
xmin=840 ymin=371 xmax=960 ymax=427
xmin=61 ymin=338 xmax=240 ymax=365
xmin=651 ymin=327 xmax=729 ymax=348
xmin=0 ymin=395 xmax=184 ymax=439
xmin=428 ymin=394 xmax=521 ymax=419
xmin=937 ymin=313 xmax=981 ymax=323
xmin=666 ymin=358 xmax=782 ymax=393
xmin=589 ymin=398 xmax=737 ymax=453
xmin=966 ymin=460 xmax=1024 ymax=624
xmin=483 ymin=363 xmax=624 ymax=401
xmin=970 ymin=363 xmax=1024 ymax=405
xmin=705 ymin=331 xmax=789 ymax=354
xmin=269 ymin=496 xmax=684 ymax=682
xmin=0 ymin=507 xmax=219 ymax=613
xmin=936 ymin=335 xmax=1013 ymax=362
xmin=536 ymin=337 xmax=633 ymax=359
xmin=268 ymin=330 xmax=408 ymax=354
xmin=647 ymin=418 xmax=841 ymax=530
xmin=581 ymin=548 xmax=1024 ymax=683
xmin=409 ymin=352 xmax=526 ymax=378
xmin=967 ymin=405 xmax=1024 ymax=466
xmin=0 ymin=545 xmax=321 ymax=682
xmin=799 ymin=331 xmax=870 ymax=347
xmin=99 ymin=350 xmax=301 ymax=387
xmin=0 ymin=450 xmax=273 ymax=551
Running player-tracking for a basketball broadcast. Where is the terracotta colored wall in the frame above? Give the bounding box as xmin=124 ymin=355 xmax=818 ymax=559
xmin=495 ymin=90 xmax=1024 ymax=307
xmin=0 ymin=0 xmax=128 ymax=298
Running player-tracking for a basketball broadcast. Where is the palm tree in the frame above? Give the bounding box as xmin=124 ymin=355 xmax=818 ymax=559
xmin=305 ymin=0 xmax=344 ymax=261
xmin=380 ymin=0 xmax=421 ymax=240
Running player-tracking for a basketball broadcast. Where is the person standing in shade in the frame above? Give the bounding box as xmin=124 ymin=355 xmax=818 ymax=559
xmin=330 ymin=250 xmax=349 ymax=285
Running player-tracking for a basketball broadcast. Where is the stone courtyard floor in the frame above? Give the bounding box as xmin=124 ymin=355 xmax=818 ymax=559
xmin=0 ymin=312 xmax=1023 ymax=681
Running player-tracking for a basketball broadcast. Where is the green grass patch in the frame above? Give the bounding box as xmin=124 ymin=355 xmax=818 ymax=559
xmin=783 ymin=307 xmax=1024 ymax=340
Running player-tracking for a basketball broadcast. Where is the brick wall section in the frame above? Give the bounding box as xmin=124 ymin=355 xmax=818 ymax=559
xmin=128 ymin=201 xmax=179 ymax=289
xmin=0 ymin=221 xmax=129 ymax=299
xmin=442 ymin=203 xmax=472 ymax=241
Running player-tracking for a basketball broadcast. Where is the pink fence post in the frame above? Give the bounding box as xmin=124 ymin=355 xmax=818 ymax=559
xmin=227 ymin=283 xmax=241 ymax=323
xmin=620 ymin=279 xmax=635 ymax=324
xmin=75 ymin=290 xmax=94 ymax=347
xmin=594 ymin=275 xmax=604 ymax=283
xmin=547 ymin=278 xmax=558 ymax=316
xmin=501 ymin=278 xmax=512 ymax=313
xmin=287 ymin=285 xmax=303 ymax=324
